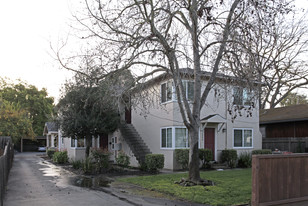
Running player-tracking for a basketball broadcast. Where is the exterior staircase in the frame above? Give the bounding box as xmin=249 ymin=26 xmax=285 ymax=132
xmin=119 ymin=123 xmax=151 ymax=164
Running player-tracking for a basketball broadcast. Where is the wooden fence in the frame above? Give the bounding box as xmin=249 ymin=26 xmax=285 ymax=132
xmin=252 ymin=154 xmax=308 ymax=206
xmin=0 ymin=137 xmax=14 ymax=206
xmin=262 ymin=137 xmax=308 ymax=153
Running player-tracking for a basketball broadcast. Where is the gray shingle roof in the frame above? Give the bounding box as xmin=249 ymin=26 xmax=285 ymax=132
xmin=260 ymin=104 xmax=308 ymax=124
xmin=45 ymin=122 xmax=58 ymax=132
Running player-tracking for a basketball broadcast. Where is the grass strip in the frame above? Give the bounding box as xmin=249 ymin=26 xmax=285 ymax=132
xmin=118 ymin=168 xmax=251 ymax=206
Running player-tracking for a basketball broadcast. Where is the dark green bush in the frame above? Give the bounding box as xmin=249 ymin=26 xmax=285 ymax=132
xmin=139 ymin=162 xmax=148 ymax=171
xmin=52 ymin=151 xmax=68 ymax=164
xmin=72 ymin=160 xmax=82 ymax=169
xmin=116 ymin=152 xmax=130 ymax=167
xmin=199 ymin=149 xmax=213 ymax=169
xmin=175 ymin=149 xmax=189 ymax=170
xmin=91 ymin=148 xmax=110 ymax=171
xmin=145 ymin=154 xmax=164 ymax=172
xmin=47 ymin=149 xmax=56 ymax=159
xmin=252 ymin=149 xmax=272 ymax=155
xmin=221 ymin=149 xmax=237 ymax=168
xmin=237 ymin=152 xmax=252 ymax=168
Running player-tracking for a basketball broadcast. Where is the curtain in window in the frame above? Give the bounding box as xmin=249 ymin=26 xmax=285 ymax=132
xmin=175 ymin=128 xmax=187 ymax=148
xmin=244 ymin=130 xmax=252 ymax=147
xmin=162 ymin=128 xmax=172 ymax=148
xmin=234 ymin=129 xmax=243 ymax=147
xmin=161 ymin=82 xmax=172 ymax=103
xmin=71 ymin=138 xmax=76 ymax=147
xmin=77 ymin=138 xmax=85 ymax=147
xmin=187 ymin=81 xmax=194 ymax=101
xmin=233 ymin=87 xmax=243 ymax=105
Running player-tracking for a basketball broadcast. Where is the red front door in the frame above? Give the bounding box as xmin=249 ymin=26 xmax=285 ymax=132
xmin=204 ymin=128 xmax=215 ymax=160
xmin=100 ymin=133 xmax=109 ymax=150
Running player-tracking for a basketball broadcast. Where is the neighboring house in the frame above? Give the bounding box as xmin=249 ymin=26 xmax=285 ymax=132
xmin=43 ymin=122 xmax=109 ymax=161
xmin=43 ymin=122 xmax=60 ymax=151
xmin=260 ymin=104 xmax=308 ymax=152
xmin=109 ymin=70 xmax=262 ymax=170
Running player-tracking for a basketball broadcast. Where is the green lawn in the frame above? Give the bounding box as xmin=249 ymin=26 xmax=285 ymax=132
xmin=118 ymin=169 xmax=252 ymax=206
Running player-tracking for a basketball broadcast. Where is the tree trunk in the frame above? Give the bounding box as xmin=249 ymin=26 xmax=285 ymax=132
xmin=188 ymin=125 xmax=201 ymax=182
xmin=85 ymin=135 xmax=92 ymax=157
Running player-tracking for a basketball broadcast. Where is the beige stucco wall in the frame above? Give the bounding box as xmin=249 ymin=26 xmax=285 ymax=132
xmin=108 ymin=129 xmax=139 ymax=167
xmin=60 ymin=136 xmax=90 ymax=162
xmin=116 ymin=80 xmax=262 ymax=170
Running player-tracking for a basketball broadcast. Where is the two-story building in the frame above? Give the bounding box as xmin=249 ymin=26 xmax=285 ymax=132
xmin=109 ymin=70 xmax=262 ymax=170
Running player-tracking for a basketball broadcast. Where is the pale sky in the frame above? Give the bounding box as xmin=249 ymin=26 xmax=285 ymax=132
xmin=0 ymin=0 xmax=308 ymax=104
xmin=0 ymin=0 xmax=75 ymax=103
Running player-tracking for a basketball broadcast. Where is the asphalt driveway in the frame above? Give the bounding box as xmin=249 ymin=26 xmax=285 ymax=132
xmin=4 ymin=152 xmax=206 ymax=206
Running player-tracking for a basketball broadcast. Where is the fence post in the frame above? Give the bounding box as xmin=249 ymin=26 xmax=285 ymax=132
xmin=0 ymin=155 xmax=4 ymax=206
xmin=251 ymin=155 xmax=259 ymax=206
xmin=0 ymin=137 xmax=14 ymax=206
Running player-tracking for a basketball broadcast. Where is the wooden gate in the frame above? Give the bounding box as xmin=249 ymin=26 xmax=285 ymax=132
xmin=252 ymin=154 xmax=308 ymax=206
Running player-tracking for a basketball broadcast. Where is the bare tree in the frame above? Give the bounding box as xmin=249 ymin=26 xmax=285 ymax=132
xmin=260 ymin=13 xmax=308 ymax=109
xmin=280 ymin=92 xmax=308 ymax=107
xmin=57 ymin=0 xmax=292 ymax=182
xmin=226 ymin=8 xmax=308 ymax=109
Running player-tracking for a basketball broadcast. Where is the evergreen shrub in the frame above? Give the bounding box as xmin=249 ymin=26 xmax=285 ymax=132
xmin=145 ymin=154 xmax=164 ymax=172
xmin=47 ymin=148 xmax=56 ymax=159
xmin=199 ymin=149 xmax=213 ymax=168
xmin=175 ymin=149 xmax=189 ymax=170
xmin=221 ymin=149 xmax=237 ymax=168
xmin=52 ymin=151 xmax=68 ymax=164
xmin=116 ymin=152 xmax=130 ymax=167
xmin=237 ymin=152 xmax=252 ymax=168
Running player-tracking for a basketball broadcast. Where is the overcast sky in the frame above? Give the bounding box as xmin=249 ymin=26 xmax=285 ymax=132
xmin=0 ymin=0 xmax=75 ymax=103
xmin=0 ymin=0 xmax=308 ymax=104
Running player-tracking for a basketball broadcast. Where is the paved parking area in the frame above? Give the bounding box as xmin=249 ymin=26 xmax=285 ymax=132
xmin=4 ymin=152 xmax=206 ymax=206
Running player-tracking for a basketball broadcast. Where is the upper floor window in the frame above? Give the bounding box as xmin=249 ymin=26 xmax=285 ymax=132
xmin=161 ymin=80 xmax=194 ymax=103
xmin=233 ymin=87 xmax=252 ymax=106
xmin=183 ymin=81 xmax=194 ymax=101
xmin=161 ymin=81 xmax=173 ymax=103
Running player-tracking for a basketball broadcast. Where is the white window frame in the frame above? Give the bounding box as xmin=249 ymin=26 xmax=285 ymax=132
xmin=161 ymin=81 xmax=173 ymax=104
xmin=233 ymin=128 xmax=253 ymax=148
xmin=161 ymin=80 xmax=194 ymax=104
xmin=160 ymin=126 xmax=189 ymax=149
xmin=174 ymin=126 xmax=189 ymax=149
xmin=70 ymin=137 xmax=86 ymax=148
xmin=233 ymin=87 xmax=253 ymax=106
xmin=161 ymin=127 xmax=173 ymax=149
xmin=111 ymin=136 xmax=117 ymax=150
xmin=182 ymin=80 xmax=194 ymax=102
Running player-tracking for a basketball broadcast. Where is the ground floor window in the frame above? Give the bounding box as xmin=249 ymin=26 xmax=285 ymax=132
xmin=175 ymin=128 xmax=189 ymax=148
xmin=233 ymin=128 xmax=253 ymax=148
xmin=71 ymin=137 xmax=86 ymax=148
xmin=161 ymin=127 xmax=189 ymax=149
xmin=161 ymin=128 xmax=172 ymax=148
